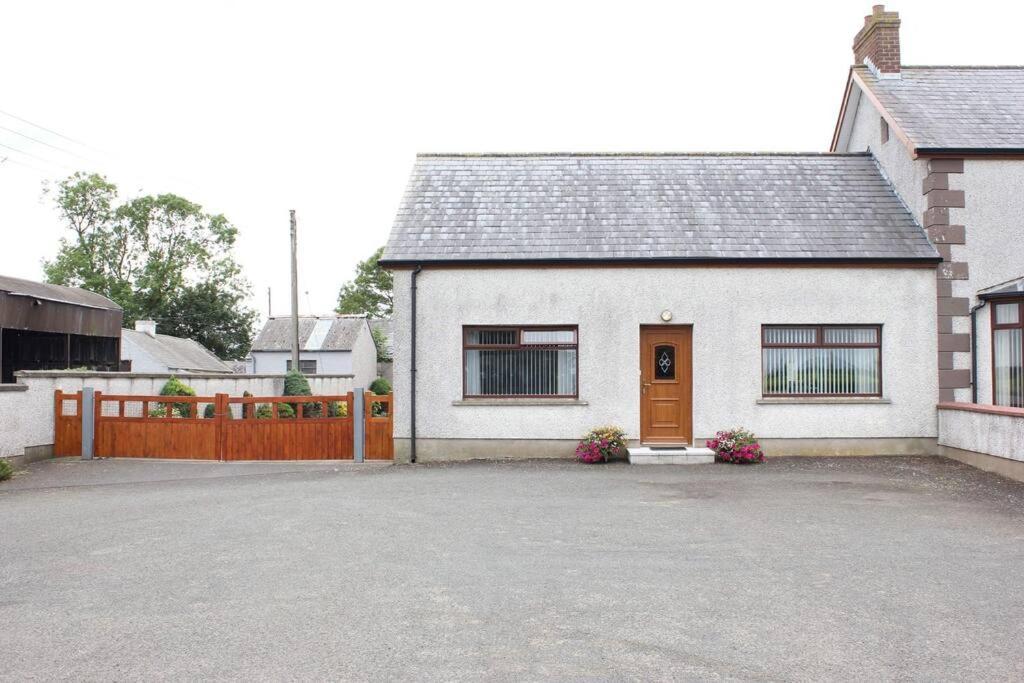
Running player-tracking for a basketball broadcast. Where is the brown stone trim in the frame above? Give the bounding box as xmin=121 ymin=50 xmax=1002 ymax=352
xmin=939 ymin=388 xmax=955 ymax=402
xmin=923 ymin=207 xmax=950 ymax=227
xmin=939 ymin=369 xmax=972 ymax=389
xmin=936 ymin=279 xmax=952 ymax=298
xmin=926 ymin=190 xmax=966 ymax=209
xmin=938 ymin=352 xmax=954 ymax=370
xmin=937 ymin=297 xmax=970 ymax=316
xmin=937 ymin=262 xmax=969 ymax=280
xmin=938 ymin=333 xmax=971 ymax=352
xmin=926 ymin=225 xmax=965 ymax=245
xmin=937 ymin=317 xmax=952 ymax=334
xmin=938 ymin=401 xmax=1024 ymax=418
xmin=922 ymin=173 xmax=949 ymax=193
xmin=935 ymin=244 xmax=952 ymax=261
xmin=927 ymin=159 xmax=964 ymax=174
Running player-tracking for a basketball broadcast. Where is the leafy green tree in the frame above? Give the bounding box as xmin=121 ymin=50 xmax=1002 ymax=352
xmin=43 ymin=172 xmax=256 ymax=359
xmin=335 ymin=247 xmax=392 ymax=318
xmin=371 ymin=325 xmax=392 ymax=362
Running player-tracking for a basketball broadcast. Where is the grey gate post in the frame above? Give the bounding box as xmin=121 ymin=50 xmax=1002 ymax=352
xmin=353 ymin=388 xmax=365 ymax=463
xmin=81 ymin=387 xmax=95 ymax=460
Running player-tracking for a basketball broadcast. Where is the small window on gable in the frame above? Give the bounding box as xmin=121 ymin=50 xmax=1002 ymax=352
xmin=880 ymin=117 xmax=889 ymax=144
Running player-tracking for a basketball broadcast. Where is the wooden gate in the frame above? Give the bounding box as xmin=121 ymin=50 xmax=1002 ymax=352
xmin=52 ymin=390 xmax=393 ymax=461
xmin=54 ymin=390 xmax=83 ymax=457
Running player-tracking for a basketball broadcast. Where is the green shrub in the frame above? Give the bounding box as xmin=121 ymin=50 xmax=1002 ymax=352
xmin=283 ymin=370 xmax=319 ymax=417
xmin=328 ymin=401 xmax=348 ymax=417
xmin=369 ymin=377 xmax=391 ymax=395
xmin=0 ymin=459 xmax=13 ymax=482
xmin=255 ymin=402 xmax=295 ymax=419
xmin=158 ymin=376 xmax=197 ymax=418
xmin=202 ymin=403 xmax=233 ymax=420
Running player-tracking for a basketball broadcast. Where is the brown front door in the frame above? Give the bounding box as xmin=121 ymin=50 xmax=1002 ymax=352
xmin=639 ymin=325 xmax=693 ymax=445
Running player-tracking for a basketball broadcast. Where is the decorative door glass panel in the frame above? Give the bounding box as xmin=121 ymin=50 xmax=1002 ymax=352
xmin=654 ymin=345 xmax=675 ymax=380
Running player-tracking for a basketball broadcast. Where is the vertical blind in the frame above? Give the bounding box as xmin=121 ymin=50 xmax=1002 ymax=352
xmin=762 ymin=326 xmax=881 ymax=396
xmin=994 ymin=303 xmax=1023 ymax=407
xmin=464 ymin=327 xmax=577 ymax=397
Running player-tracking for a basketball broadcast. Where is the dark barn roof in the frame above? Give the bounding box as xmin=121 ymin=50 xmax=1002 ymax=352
xmin=0 ymin=274 xmax=122 ymax=337
xmin=381 ymin=153 xmax=938 ymax=266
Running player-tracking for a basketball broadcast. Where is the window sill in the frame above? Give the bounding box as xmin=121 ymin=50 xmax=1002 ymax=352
xmin=757 ymin=397 xmax=891 ymax=405
xmin=452 ymin=398 xmax=589 ymax=407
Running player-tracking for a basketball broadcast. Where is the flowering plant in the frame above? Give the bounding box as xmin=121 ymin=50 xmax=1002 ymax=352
xmin=575 ymin=425 xmax=627 ymax=464
xmin=706 ymin=428 xmax=765 ymax=464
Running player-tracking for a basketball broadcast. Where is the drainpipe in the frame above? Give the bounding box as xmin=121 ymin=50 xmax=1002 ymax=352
xmin=970 ymin=299 xmax=987 ymax=404
xmin=410 ymin=265 xmax=422 ymax=463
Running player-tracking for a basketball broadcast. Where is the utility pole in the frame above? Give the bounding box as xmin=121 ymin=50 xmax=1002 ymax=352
xmin=267 ymin=287 xmax=272 ymax=318
xmin=289 ymin=210 xmax=300 ymax=372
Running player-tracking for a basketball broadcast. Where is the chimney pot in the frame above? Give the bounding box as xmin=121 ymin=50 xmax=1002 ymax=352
xmin=135 ymin=320 xmax=157 ymax=337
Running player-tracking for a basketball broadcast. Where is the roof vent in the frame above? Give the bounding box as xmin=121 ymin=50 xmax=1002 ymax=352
xmin=135 ymin=320 xmax=157 ymax=337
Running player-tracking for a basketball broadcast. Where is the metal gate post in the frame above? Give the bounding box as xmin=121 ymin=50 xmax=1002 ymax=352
xmin=353 ymin=388 xmax=365 ymax=463
xmin=81 ymin=387 xmax=95 ymax=460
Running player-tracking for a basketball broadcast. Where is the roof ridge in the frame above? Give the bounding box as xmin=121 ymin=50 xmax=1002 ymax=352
xmin=899 ymin=64 xmax=1024 ymax=70
xmin=417 ymin=152 xmax=871 ymax=159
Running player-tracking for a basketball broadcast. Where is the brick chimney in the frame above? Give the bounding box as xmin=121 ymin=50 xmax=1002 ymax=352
xmin=135 ymin=320 xmax=157 ymax=337
xmin=853 ymin=5 xmax=901 ymax=78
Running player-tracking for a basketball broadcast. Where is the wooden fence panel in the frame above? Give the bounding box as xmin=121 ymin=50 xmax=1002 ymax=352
xmin=53 ymin=390 xmax=83 ymax=457
xmin=365 ymin=393 xmax=394 ymax=460
xmin=94 ymin=394 xmax=217 ymax=459
xmin=222 ymin=394 xmax=355 ymax=461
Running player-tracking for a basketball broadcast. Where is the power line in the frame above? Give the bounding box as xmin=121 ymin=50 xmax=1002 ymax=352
xmin=0 ymin=108 xmax=91 ymax=149
xmin=0 ymin=123 xmax=91 ymax=161
xmin=0 ymin=139 xmax=76 ymax=171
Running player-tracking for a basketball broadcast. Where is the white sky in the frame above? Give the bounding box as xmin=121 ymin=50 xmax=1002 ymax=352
xmin=1 ymin=0 xmax=1021 ymax=321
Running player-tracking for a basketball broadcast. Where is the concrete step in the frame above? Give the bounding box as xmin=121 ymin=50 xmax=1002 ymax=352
xmin=627 ymin=446 xmax=715 ymax=465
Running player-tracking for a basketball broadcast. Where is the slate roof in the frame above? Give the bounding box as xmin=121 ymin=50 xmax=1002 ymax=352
xmin=855 ymin=66 xmax=1024 ymax=152
xmin=381 ymin=153 xmax=937 ymax=264
xmin=0 ymin=274 xmax=121 ymax=310
xmin=251 ymin=315 xmax=367 ymax=352
xmin=122 ymin=328 xmax=231 ymax=374
xmin=979 ymin=276 xmax=1024 ymax=300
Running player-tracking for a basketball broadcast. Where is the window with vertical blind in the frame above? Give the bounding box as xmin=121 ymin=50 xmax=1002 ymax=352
xmin=463 ymin=326 xmax=578 ymax=398
xmin=762 ymin=325 xmax=882 ymax=397
xmin=992 ymin=300 xmax=1023 ymax=408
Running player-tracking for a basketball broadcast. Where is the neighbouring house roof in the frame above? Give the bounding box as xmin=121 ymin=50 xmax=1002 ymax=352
xmin=0 ymin=274 xmax=120 ymax=310
xmin=852 ymin=66 xmax=1024 ymax=154
xmin=122 ymin=328 xmax=231 ymax=373
xmin=979 ymin=276 xmax=1024 ymax=300
xmin=380 ymin=153 xmax=937 ymax=265
xmin=250 ymin=315 xmax=367 ymax=352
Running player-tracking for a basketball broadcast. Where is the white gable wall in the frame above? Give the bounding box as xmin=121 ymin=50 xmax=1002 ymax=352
xmin=391 ymin=266 xmax=938 ymax=460
xmin=843 ymin=85 xmax=929 ymax=218
xmin=251 ymin=350 xmax=353 ymax=375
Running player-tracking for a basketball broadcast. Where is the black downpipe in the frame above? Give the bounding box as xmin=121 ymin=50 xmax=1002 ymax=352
xmin=970 ymin=299 xmax=987 ymax=404
xmin=410 ymin=266 xmax=422 ymax=463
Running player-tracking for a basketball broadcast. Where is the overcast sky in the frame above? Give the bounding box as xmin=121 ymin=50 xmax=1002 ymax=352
xmin=2 ymin=0 xmax=1021 ymax=320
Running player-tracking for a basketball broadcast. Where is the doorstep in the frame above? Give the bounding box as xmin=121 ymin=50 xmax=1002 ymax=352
xmin=627 ymin=446 xmax=715 ymax=465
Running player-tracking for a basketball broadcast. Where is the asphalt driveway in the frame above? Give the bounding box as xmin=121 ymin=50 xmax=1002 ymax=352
xmin=2 ymin=456 xmax=1023 ymax=681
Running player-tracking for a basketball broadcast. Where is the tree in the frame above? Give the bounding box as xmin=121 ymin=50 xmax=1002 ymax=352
xmin=335 ymin=247 xmax=392 ymax=319
xmin=43 ymin=172 xmax=257 ymax=359
xmin=371 ymin=325 xmax=392 ymax=362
